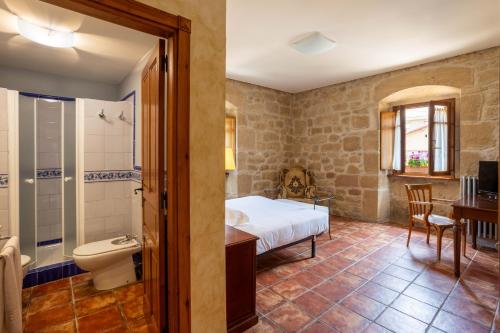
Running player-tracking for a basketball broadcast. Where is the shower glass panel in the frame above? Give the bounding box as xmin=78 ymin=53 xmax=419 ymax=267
xmin=19 ymin=95 xmax=36 ymax=261
xmin=63 ymin=101 xmax=77 ymax=257
xmin=18 ymin=93 xmax=77 ymax=268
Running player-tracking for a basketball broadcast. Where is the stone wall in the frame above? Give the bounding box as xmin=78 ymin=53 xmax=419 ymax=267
xmin=226 ymin=79 xmax=293 ymax=196
xmin=292 ymin=47 xmax=499 ymax=223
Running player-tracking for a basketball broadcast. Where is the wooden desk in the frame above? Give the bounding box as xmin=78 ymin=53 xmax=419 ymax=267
xmin=452 ymin=195 xmax=498 ymax=277
xmin=225 ymin=226 xmax=259 ymax=333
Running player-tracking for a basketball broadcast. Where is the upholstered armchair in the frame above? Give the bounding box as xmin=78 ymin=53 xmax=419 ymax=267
xmin=278 ymin=167 xmax=317 ymax=201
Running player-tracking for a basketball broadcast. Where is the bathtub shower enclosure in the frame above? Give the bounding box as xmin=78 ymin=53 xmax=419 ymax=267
xmin=18 ymin=93 xmax=77 ymax=267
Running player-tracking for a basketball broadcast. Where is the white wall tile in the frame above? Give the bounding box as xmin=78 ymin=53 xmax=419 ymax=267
xmin=84 ymin=183 xmax=105 ymax=202
xmin=84 ymin=152 xmax=105 ymax=171
xmin=0 ymin=152 xmax=7 ymax=174
xmin=85 ymin=135 xmax=105 ymax=153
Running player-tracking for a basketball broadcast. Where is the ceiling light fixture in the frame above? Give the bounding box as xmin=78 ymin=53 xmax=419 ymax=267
xmin=291 ymin=32 xmax=336 ymax=55
xmin=17 ymin=17 xmax=74 ymax=48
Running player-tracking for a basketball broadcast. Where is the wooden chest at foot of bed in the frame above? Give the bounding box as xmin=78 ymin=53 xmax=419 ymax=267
xmin=225 ymin=225 xmax=259 ymax=333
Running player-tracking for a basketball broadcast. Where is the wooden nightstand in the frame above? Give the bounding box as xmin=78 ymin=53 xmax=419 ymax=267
xmin=225 ymin=225 xmax=259 ymax=333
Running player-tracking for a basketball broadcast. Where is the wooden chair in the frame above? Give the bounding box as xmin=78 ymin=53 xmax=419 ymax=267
xmin=405 ymin=184 xmax=466 ymax=260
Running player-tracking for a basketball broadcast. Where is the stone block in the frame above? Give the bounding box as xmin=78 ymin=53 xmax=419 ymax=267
xmin=460 ymin=94 xmax=482 ymax=121
xmin=343 ymin=136 xmax=361 ymax=151
xmin=335 ymin=175 xmax=359 ymax=187
xmin=363 ymin=153 xmax=379 ymax=173
xmin=461 ymin=123 xmax=496 ymax=149
xmin=351 ymin=115 xmax=370 ymax=129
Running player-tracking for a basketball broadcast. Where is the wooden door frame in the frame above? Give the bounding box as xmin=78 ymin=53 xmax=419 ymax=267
xmin=39 ymin=1 xmax=191 ymax=332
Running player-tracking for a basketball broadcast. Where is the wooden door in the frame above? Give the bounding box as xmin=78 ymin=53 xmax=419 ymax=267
xmin=141 ymin=39 xmax=166 ymax=332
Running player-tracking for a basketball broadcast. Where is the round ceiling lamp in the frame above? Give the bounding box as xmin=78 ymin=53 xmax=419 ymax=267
xmin=17 ymin=16 xmax=74 ymax=48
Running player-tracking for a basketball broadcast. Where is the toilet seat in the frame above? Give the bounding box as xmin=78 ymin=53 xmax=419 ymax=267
xmin=21 ymin=254 xmax=31 ymax=267
xmin=73 ymin=237 xmax=140 ymax=257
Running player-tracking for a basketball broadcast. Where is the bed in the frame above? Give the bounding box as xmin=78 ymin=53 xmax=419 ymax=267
xmin=225 ymin=196 xmax=329 ymax=256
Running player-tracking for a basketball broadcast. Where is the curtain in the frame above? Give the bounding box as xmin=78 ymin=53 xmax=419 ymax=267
xmin=433 ymin=105 xmax=448 ymax=172
xmin=392 ymin=110 xmax=401 ymax=170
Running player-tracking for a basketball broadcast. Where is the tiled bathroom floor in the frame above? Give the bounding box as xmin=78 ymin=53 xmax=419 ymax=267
xmin=22 ymin=273 xmax=151 ymax=332
xmin=247 ymin=218 xmax=500 ymax=333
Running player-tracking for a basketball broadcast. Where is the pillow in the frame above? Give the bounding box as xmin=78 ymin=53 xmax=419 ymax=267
xmin=225 ymin=207 xmax=250 ymax=226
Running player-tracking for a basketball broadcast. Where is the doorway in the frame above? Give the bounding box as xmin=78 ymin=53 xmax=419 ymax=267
xmin=35 ymin=1 xmax=192 ymax=332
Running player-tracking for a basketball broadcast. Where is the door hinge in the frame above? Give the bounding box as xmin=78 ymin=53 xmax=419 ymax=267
xmin=163 ymin=55 xmax=168 ymax=72
xmin=161 ymin=191 xmax=167 ymax=209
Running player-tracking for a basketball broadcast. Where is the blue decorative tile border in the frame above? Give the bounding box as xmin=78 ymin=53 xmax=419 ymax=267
xmin=0 ymin=174 xmax=7 ymax=188
xmin=36 ymin=168 xmax=62 ymax=179
xmin=37 ymin=238 xmax=62 ymax=247
xmin=131 ymin=170 xmax=141 ymax=183
xmin=84 ymin=170 xmax=133 ymax=183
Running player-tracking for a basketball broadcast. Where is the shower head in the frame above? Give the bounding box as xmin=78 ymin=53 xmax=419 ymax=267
xmin=98 ymin=109 xmax=105 ymax=119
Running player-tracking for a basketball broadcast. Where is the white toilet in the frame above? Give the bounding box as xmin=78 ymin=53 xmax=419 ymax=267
xmin=21 ymin=254 xmax=32 ymax=277
xmin=73 ymin=235 xmax=141 ymax=290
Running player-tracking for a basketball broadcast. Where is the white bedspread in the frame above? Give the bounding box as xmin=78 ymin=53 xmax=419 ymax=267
xmin=225 ymin=196 xmax=329 ymax=255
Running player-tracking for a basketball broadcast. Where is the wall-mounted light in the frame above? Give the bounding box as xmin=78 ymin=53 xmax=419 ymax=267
xmin=17 ymin=17 xmax=74 ymax=48
xmin=291 ymin=32 xmax=336 ymax=55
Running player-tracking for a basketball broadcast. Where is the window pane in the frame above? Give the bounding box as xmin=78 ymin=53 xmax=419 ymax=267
xmin=432 ymin=105 xmax=448 ymax=172
xmin=405 ymin=106 xmax=429 ymax=174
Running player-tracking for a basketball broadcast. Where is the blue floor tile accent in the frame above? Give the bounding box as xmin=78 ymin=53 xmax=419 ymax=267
xmin=23 ymin=252 xmax=143 ymax=288
xmin=22 ymin=260 xmax=87 ymax=289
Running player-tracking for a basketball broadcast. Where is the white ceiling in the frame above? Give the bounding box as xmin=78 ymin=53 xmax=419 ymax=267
xmin=227 ymin=0 xmax=500 ymax=93
xmin=0 ymin=0 xmax=157 ymax=84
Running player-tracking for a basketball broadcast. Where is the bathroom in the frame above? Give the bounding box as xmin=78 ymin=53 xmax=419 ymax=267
xmin=0 ymin=0 xmax=163 ymax=330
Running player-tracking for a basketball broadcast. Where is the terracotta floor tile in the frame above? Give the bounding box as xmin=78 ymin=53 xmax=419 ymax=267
xmin=383 ymin=264 xmax=419 ymax=281
xmin=324 ymin=255 xmax=356 ymax=271
xmin=357 ymin=282 xmax=399 ymax=305
xmin=113 ymin=282 xmax=144 ymax=303
xmin=414 ymin=271 xmax=456 ymax=294
xmin=31 ymin=278 xmax=70 ymax=298
xmin=403 ymin=284 xmax=447 ymax=308
xmin=372 ymin=272 xmax=410 ymax=292
xmin=256 ymin=269 xmax=284 ymax=286
xmin=313 ymin=280 xmax=352 ymax=303
xmin=292 ymin=270 xmax=325 ymax=289
xmin=38 ymin=320 xmax=75 ymax=333
xmin=77 ymin=305 xmax=125 ymax=333
xmin=442 ymin=295 xmax=495 ymax=328
xmin=393 ymin=257 xmax=427 ymax=273
xmin=363 ymin=323 xmax=392 ymax=333
xmin=450 ymin=283 xmax=498 ymax=311
xmin=432 ymin=310 xmax=490 ymax=333
xmin=129 ymin=317 xmax=156 ymax=333
xmin=72 ymin=280 xmax=102 ymax=300
xmin=271 ymin=278 xmax=308 ymax=300
xmin=306 ymin=262 xmax=339 ymax=280
xmin=301 ymin=320 xmax=336 ymax=333
xmin=122 ymin=295 xmax=146 ymax=321
xmin=70 ymin=272 xmax=92 ymax=285
xmin=293 ymin=291 xmax=332 ymax=317
xmin=341 ymin=293 xmax=386 ymax=320
xmin=75 ymin=291 xmax=117 ymax=317
xmin=243 ymin=317 xmax=282 ymax=333
xmin=391 ymin=294 xmax=438 ymax=324
xmin=376 ymin=308 xmax=427 ymax=333
xmin=256 ymin=288 xmax=286 ymax=314
xmin=330 ymin=271 xmax=366 ymax=290
xmin=28 ymin=289 xmax=72 ymax=314
xmin=346 ymin=261 xmax=380 ymax=280
xmin=320 ymin=304 xmax=371 ymax=333
xmin=267 ymin=302 xmax=313 ymax=332
xmin=22 ymin=287 xmax=32 ymax=309
xmin=24 ymin=303 xmax=74 ymax=333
